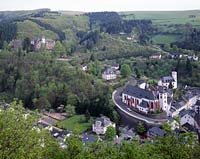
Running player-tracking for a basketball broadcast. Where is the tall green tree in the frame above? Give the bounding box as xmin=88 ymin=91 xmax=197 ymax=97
xmin=121 ymin=64 xmax=132 ymax=78
xmin=136 ymin=122 xmax=146 ymax=135
xmin=105 ymin=126 xmax=116 ymax=141
xmin=0 ymin=100 xmax=65 ymax=159
xmin=23 ymin=37 xmax=31 ymax=52
xmin=186 ymin=58 xmax=193 ymax=76
xmin=54 ymin=41 xmax=66 ymax=57
xmin=65 ymin=104 xmax=76 ymax=117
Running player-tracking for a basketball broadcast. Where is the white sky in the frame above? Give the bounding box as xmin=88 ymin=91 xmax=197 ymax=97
xmin=0 ymin=0 xmax=200 ymax=12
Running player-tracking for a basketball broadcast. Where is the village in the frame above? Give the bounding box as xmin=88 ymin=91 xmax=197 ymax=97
xmin=1 ymin=36 xmax=200 ymax=148
xmin=23 ymin=69 xmax=200 ymax=148
xmin=2 ymin=59 xmax=200 ymax=149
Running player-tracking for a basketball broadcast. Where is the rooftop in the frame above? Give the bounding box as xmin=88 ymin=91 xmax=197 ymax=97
xmin=81 ymin=134 xmax=97 ymax=144
xmin=162 ymin=76 xmax=175 ymax=83
xmin=95 ymin=116 xmax=113 ymax=127
xmin=102 ymin=67 xmax=116 ymax=75
xmin=148 ymin=127 xmax=166 ymax=137
xmin=122 ymin=85 xmax=157 ymax=101
xmin=179 ymin=109 xmax=195 ymax=117
xmin=172 ymin=101 xmax=186 ymax=110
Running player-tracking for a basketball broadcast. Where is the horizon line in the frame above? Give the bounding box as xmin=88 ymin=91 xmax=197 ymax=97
xmin=0 ymin=8 xmax=200 ymax=12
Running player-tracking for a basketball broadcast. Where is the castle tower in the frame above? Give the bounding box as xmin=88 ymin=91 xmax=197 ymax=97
xmin=172 ymin=71 xmax=177 ymax=89
xmin=41 ymin=36 xmax=46 ymax=44
xmin=159 ymin=92 xmax=168 ymax=112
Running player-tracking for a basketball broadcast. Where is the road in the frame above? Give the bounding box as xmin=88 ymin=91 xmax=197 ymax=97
xmin=112 ymin=87 xmax=168 ymax=126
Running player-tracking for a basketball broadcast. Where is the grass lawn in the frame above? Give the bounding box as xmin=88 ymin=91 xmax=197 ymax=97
xmin=151 ymin=34 xmax=180 ymax=44
xmin=57 ymin=115 xmax=93 ymax=134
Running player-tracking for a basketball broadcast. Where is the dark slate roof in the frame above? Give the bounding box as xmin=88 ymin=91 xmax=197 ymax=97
xmin=182 ymin=123 xmax=196 ymax=132
xmin=123 ymin=85 xmax=157 ymax=100
xmin=95 ymin=116 xmax=112 ymax=127
xmin=139 ymin=100 xmax=149 ymax=108
xmin=183 ymin=93 xmax=196 ymax=101
xmin=162 ymin=76 xmax=175 ymax=83
xmin=196 ymin=100 xmax=200 ymax=106
xmin=194 ymin=114 xmax=200 ymax=128
xmin=172 ymin=101 xmax=186 ymax=110
xmin=148 ymin=127 xmax=166 ymax=137
xmin=82 ymin=134 xmax=97 ymax=143
xmin=103 ymin=67 xmax=116 ymax=75
xmin=179 ymin=109 xmax=195 ymax=117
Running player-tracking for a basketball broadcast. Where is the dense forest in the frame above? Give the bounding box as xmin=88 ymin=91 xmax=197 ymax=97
xmin=86 ymin=12 xmax=155 ymax=44
xmin=175 ymin=28 xmax=200 ymax=51
xmin=0 ymin=22 xmax=17 ymax=48
xmin=0 ymin=50 xmax=118 ymax=121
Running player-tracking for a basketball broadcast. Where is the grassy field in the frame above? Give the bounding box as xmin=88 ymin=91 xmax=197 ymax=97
xmin=151 ymin=34 xmax=181 ymax=44
xmin=120 ymin=10 xmax=200 ymax=26
xmin=57 ymin=115 xmax=93 ymax=134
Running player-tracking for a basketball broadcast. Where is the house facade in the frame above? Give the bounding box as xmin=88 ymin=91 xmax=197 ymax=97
xmin=158 ymin=71 xmax=177 ymax=89
xmin=102 ymin=68 xmax=117 ymax=81
xmin=150 ymin=53 xmax=162 ymax=59
xmin=92 ymin=116 xmax=116 ymax=135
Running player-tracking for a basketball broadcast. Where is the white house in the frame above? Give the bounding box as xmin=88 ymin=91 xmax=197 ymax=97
xmin=92 ymin=116 xmax=116 ymax=135
xmin=150 ymin=53 xmax=162 ymax=59
xmin=158 ymin=71 xmax=177 ymax=89
xmin=81 ymin=64 xmax=88 ymax=71
xmin=180 ymin=109 xmax=195 ymax=127
xmin=102 ymin=68 xmax=117 ymax=81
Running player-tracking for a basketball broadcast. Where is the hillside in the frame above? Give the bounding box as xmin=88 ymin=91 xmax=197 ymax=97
xmin=120 ymin=10 xmax=200 ymax=45
xmin=0 ymin=8 xmax=51 ymax=21
xmin=1 ymin=9 xmax=200 ymax=52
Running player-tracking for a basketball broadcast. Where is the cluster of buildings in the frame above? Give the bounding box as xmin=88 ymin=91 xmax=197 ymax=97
xmin=11 ymin=36 xmax=55 ymax=51
xmin=120 ymin=69 xmax=200 ymax=137
xmin=30 ymin=36 xmax=55 ymax=51
xmin=171 ymin=53 xmax=198 ymax=61
xmin=121 ymin=71 xmax=177 ymax=114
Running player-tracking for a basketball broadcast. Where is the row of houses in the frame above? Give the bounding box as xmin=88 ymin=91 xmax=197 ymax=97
xmin=149 ymin=52 xmax=199 ymax=61
xmin=170 ymin=87 xmax=200 ymax=117
xmin=171 ymin=53 xmax=199 ymax=61
xmin=92 ymin=116 xmax=167 ymax=141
